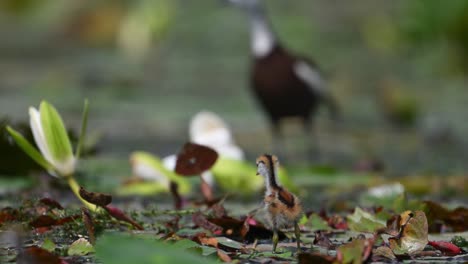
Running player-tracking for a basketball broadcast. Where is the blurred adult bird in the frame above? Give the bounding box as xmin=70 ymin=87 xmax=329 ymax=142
xmin=225 ymin=0 xmax=339 ymax=158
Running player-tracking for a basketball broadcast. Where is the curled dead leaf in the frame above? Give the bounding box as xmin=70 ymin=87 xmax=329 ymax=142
xmin=388 ymin=210 xmax=428 ymax=255
xmin=104 ymin=205 xmax=144 ymax=230
xmin=192 ymin=212 xmax=223 ymax=235
xmin=81 ymin=207 xmax=95 ymax=244
xmin=38 ymin=198 xmax=63 ymax=210
xmin=79 ymin=187 xmax=112 ymax=207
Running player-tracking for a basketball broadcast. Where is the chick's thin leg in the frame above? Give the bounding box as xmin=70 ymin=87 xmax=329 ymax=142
xmin=294 ymin=221 xmax=301 ymax=252
xmin=272 ymin=228 xmax=279 ymax=253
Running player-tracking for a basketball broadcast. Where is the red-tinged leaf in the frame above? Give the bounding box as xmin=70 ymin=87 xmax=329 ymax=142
xmin=298 ymin=252 xmax=335 ymax=264
xmin=30 ymin=214 xmax=80 ymax=229
xmin=175 ymin=143 xmax=218 ymax=176
xmin=104 ymin=205 xmax=144 ymax=230
xmin=328 ymin=214 xmax=348 ymax=230
xmin=0 ymin=207 xmax=18 ymax=225
xmin=192 ymin=212 xmax=223 ymax=235
xmin=55 ymin=215 xmax=80 ymax=225
xmin=82 ymin=207 xmax=95 ymax=244
xmin=169 ymin=181 xmax=183 ymax=210
xmin=79 ymin=186 xmax=112 ymax=207
xmin=428 ymin=241 xmax=462 ymax=255
xmin=30 ymin=215 xmax=57 ymax=228
xmin=38 ymin=198 xmax=63 ymax=210
xmin=18 ymin=246 xmax=66 ymax=264
xmin=217 ymin=249 xmax=232 ymax=262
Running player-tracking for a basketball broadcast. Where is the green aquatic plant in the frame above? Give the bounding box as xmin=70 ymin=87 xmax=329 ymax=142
xmin=6 ymin=100 xmax=97 ymax=211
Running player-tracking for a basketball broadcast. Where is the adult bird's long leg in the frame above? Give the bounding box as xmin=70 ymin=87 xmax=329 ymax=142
xmin=303 ymin=119 xmax=320 ymax=162
xmin=271 ymin=122 xmax=285 ymax=159
xmin=294 ymin=221 xmax=301 ymax=252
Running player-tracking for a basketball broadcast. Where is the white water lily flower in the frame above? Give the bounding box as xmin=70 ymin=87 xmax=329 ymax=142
xmin=189 ymin=111 xmax=244 ymax=160
xmin=368 ymin=183 xmax=404 ymax=198
xmin=6 ymin=101 xmax=77 ymax=177
xmin=29 ymin=106 xmax=76 ymax=176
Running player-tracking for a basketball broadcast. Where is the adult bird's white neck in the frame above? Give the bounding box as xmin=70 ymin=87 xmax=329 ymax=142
xmin=250 ymin=13 xmax=276 ymax=58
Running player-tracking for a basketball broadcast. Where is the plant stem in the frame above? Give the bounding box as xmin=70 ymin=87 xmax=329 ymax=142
xmin=75 ymin=99 xmax=89 ymax=160
xmin=66 ymin=176 xmax=99 ymax=212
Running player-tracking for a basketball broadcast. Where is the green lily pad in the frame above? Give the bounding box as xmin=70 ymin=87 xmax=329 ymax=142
xmin=95 ymin=232 xmax=216 ymax=264
xmin=68 ymin=238 xmax=94 ymax=256
xmin=347 ymin=207 xmax=386 ymax=232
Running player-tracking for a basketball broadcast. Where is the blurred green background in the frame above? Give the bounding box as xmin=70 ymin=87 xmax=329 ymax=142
xmin=1 ymin=0 xmax=468 ymax=177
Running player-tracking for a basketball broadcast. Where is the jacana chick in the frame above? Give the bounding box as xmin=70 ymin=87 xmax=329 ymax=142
xmin=227 ymin=0 xmax=339 ymax=158
xmin=256 ymin=154 xmax=302 ymax=252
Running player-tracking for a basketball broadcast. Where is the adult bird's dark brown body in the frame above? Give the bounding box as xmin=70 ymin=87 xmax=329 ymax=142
xmin=227 ymin=0 xmax=338 ymax=157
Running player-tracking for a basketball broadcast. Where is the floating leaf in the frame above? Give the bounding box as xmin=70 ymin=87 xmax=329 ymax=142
xmin=41 ymin=238 xmax=56 ymax=252
xmin=337 ymin=239 xmax=366 ymax=264
xmin=174 ymin=238 xmax=202 ymax=250
xmin=175 ymin=142 xmax=218 ymax=176
xmin=389 ymin=210 xmax=428 ymax=255
xmin=68 ymin=238 xmax=94 ymax=256
xmin=79 ymin=186 xmax=112 ymax=207
xmin=95 ymin=232 xmax=216 ymax=264
xmin=347 ymin=207 xmax=386 ymax=232
xmin=216 ymin=237 xmax=243 ymax=251
xmin=307 ymin=213 xmax=332 ymax=231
